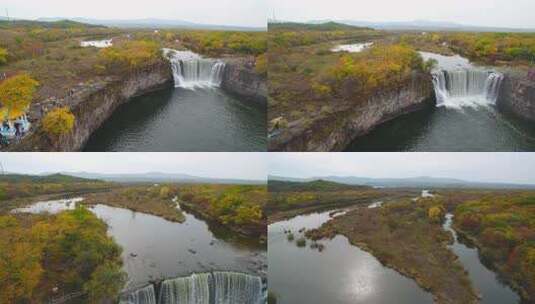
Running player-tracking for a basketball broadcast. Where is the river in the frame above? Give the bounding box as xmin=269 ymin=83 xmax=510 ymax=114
xmin=346 ymin=52 xmax=535 ymax=151
xmin=443 ymin=214 xmax=520 ymax=304
xmin=13 ymin=197 xmax=267 ymax=302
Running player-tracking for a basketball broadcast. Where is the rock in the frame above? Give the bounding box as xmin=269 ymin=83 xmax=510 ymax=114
xmin=497 ymin=73 xmax=535 ymax=121
xmin=188 ymin=249 xmax=197 ymax=254
xmin=270 ymin=72 xmax=434 ymax=151
xmin=221 ymin=59 xmax=266 ymax=104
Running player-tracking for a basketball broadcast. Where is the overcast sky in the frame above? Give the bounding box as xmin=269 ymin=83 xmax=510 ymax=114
xmin=268 ymin=153 xmax=535 ymax=184
xmin=2 ymin=0 xmax=266 ymax=27
xmin=0 ymin=153 xmax=267 ymax=180
xmin=268 ymin=0 xmax=535 ymax=29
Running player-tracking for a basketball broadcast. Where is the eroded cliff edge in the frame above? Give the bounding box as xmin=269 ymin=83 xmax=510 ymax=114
xmin=9 ymin=57 xmax=266 ymax=152
xmin=269 ymin=72 xmax=434 ymax=152
xmin=497 ymin=71 xmax=535 ymax=122
xmin=10 ymin=61 xmax=173 ymax=151
xmin=221 ymin=57 xmax=267 ymax=105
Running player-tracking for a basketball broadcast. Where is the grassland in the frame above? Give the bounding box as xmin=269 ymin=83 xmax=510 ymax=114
xmin=267 ymin=179 xmax=419 ymax=222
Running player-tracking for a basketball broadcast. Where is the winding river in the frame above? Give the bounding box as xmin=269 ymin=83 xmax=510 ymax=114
xmin=83 ymin=49 xmax=266 ymax=152
xmin=346 ymin=52 xmax=535 ymax=151
xmin=443 ymin=214 xmax=520 ymax=304
xmin=13 ymin=197 xmax=267 ymax=303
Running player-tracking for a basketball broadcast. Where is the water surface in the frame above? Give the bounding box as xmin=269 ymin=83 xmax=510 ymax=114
xmin=443 ymin=214 xmax=520 ymax=303
xmin=84 ymin=86 xmax=266 ymax=152
xmin=268 ymin=210 xmax=433 ymax=304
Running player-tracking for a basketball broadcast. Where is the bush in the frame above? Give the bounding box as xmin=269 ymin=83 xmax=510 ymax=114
xmin=296 ymin=237 xmax=307 ymax=247
xmin=0 ymin=48 xmax=7 ymax=65
xmin=99 ymin=40 xmax=161 ymax=71
xmin=255 ymin=54 xmax=267 ymax=76
xmin=0 ymin=74 xmax=39 ymax=119
xmin=287 ymin=233 xmax=295 ymax=241
xmin=427 ymin=206 xmax=445 ymax=223
xmin=42 ymin=107 xmax=75 ymax=137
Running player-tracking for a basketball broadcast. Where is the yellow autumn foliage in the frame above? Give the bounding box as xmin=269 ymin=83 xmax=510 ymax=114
xmin=41 ymin=107 xmax=75 ymax=137
xmin=0 ymin=74 xmax=39 ymax=120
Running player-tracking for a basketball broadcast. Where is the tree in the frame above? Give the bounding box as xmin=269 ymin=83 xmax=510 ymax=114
xmin=0 ymin=48 xmax=7 ymax=65
xmin=84 ymin=262 xmax=126 ymax=302
xmin=159 ymin=186 xmax=171 ymax=199
xmin=41 ymin=107 xmax=75 ymax=137
xmin=0 ymin=74 xmax=39 ymax=120
xmin=255 ymin=54 xmax=267 ymax=76
xmin=428 ymin=206 xmax=444 ymax=223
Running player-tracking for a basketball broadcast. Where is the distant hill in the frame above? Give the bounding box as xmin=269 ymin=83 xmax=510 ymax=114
xmin=0 ymin=173 xmax=100 ymax=183
xmin=35 ymin=17 xmax=265 ymax=31
xmin=269 ymin=179 xmax=372 ymax=192
xmin=268 ymin=21 xmax=372 ymax=31
xmin=269 ymin=175 xmax=535 ymax=189
xmin=39 ymin=172 xmax=265 ymax=185
xmin=307 ymin=19 xmax=535 ymax=33
xmin=0 ymin=19 xmax=104 ymax=29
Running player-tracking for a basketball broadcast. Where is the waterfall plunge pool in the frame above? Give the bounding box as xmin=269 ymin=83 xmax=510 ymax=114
xmin=13 ymin=198 xmax=267 ymax=298
xmin=83 ymin=49 xmax=266 ymax=152
xmin=346 ymin=51 xmax=535 ymax=151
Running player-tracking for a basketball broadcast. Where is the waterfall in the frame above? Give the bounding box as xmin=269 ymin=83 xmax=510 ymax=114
xmin=159 ymin=273 xmax=212 ymax=304
xmin=431 ymin=69 xmax=503 ymax=108
xmin=122 ymin=272 xmax=265 ymax=304
xmin=120 ymin=285 xmax=157 ymax=304
xmin=163 ymin=48 xmax=226 ymax=89
xmin=213 ymin=271 xmax=264 ymax=304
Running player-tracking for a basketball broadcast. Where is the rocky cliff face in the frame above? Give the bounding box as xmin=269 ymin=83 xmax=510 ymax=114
xmin=11 ymin=61 xmax=172 ymax=151
xmin=221 ymin=58 xmax=267 ymax=104
xmin=270 ymin=72 xmax=434 ymax=151
xmin=497 ymin=73 xmax=535 ymax=121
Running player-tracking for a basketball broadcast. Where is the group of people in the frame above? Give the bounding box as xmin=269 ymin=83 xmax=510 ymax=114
xmin=0 ymin=115 xmax=30 ymax=146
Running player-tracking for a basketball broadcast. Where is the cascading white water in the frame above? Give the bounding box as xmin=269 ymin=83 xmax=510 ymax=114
xmin=122 ymin=272 xmax=265 ymax=304
xmin=213 ymin=271 xmax=264 ymax=304
xmin=120 ymin=285 xmax=157 ymax=304
xmin=163 ymin=48 xmax=226 ymax=89
xmin=159 ymin=273 xmax=212 ymax=304
xmin=431 ymin=69 xmax=504 ymax=108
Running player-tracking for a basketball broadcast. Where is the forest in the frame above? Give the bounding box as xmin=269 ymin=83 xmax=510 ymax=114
xmin=400 ymin=32 xmax=535 ymax=65
xmin=451 ymin=192 xmax=535 ymax=300
xmin=0 ymin=207 xmax=125 ymax=303
xmin=176 ymin=183 xmax=267 ymax=237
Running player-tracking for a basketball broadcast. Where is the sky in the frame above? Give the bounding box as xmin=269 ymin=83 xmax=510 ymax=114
xmin=268 ymin=0 xmax=535 ymax=29
xmin=268 ymin=153 xmax=535 ymax=184
xmin=1 ymin=0 xmax=267 ymax=27
xmin=0 ymin=153 xmax=267 ymax=180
